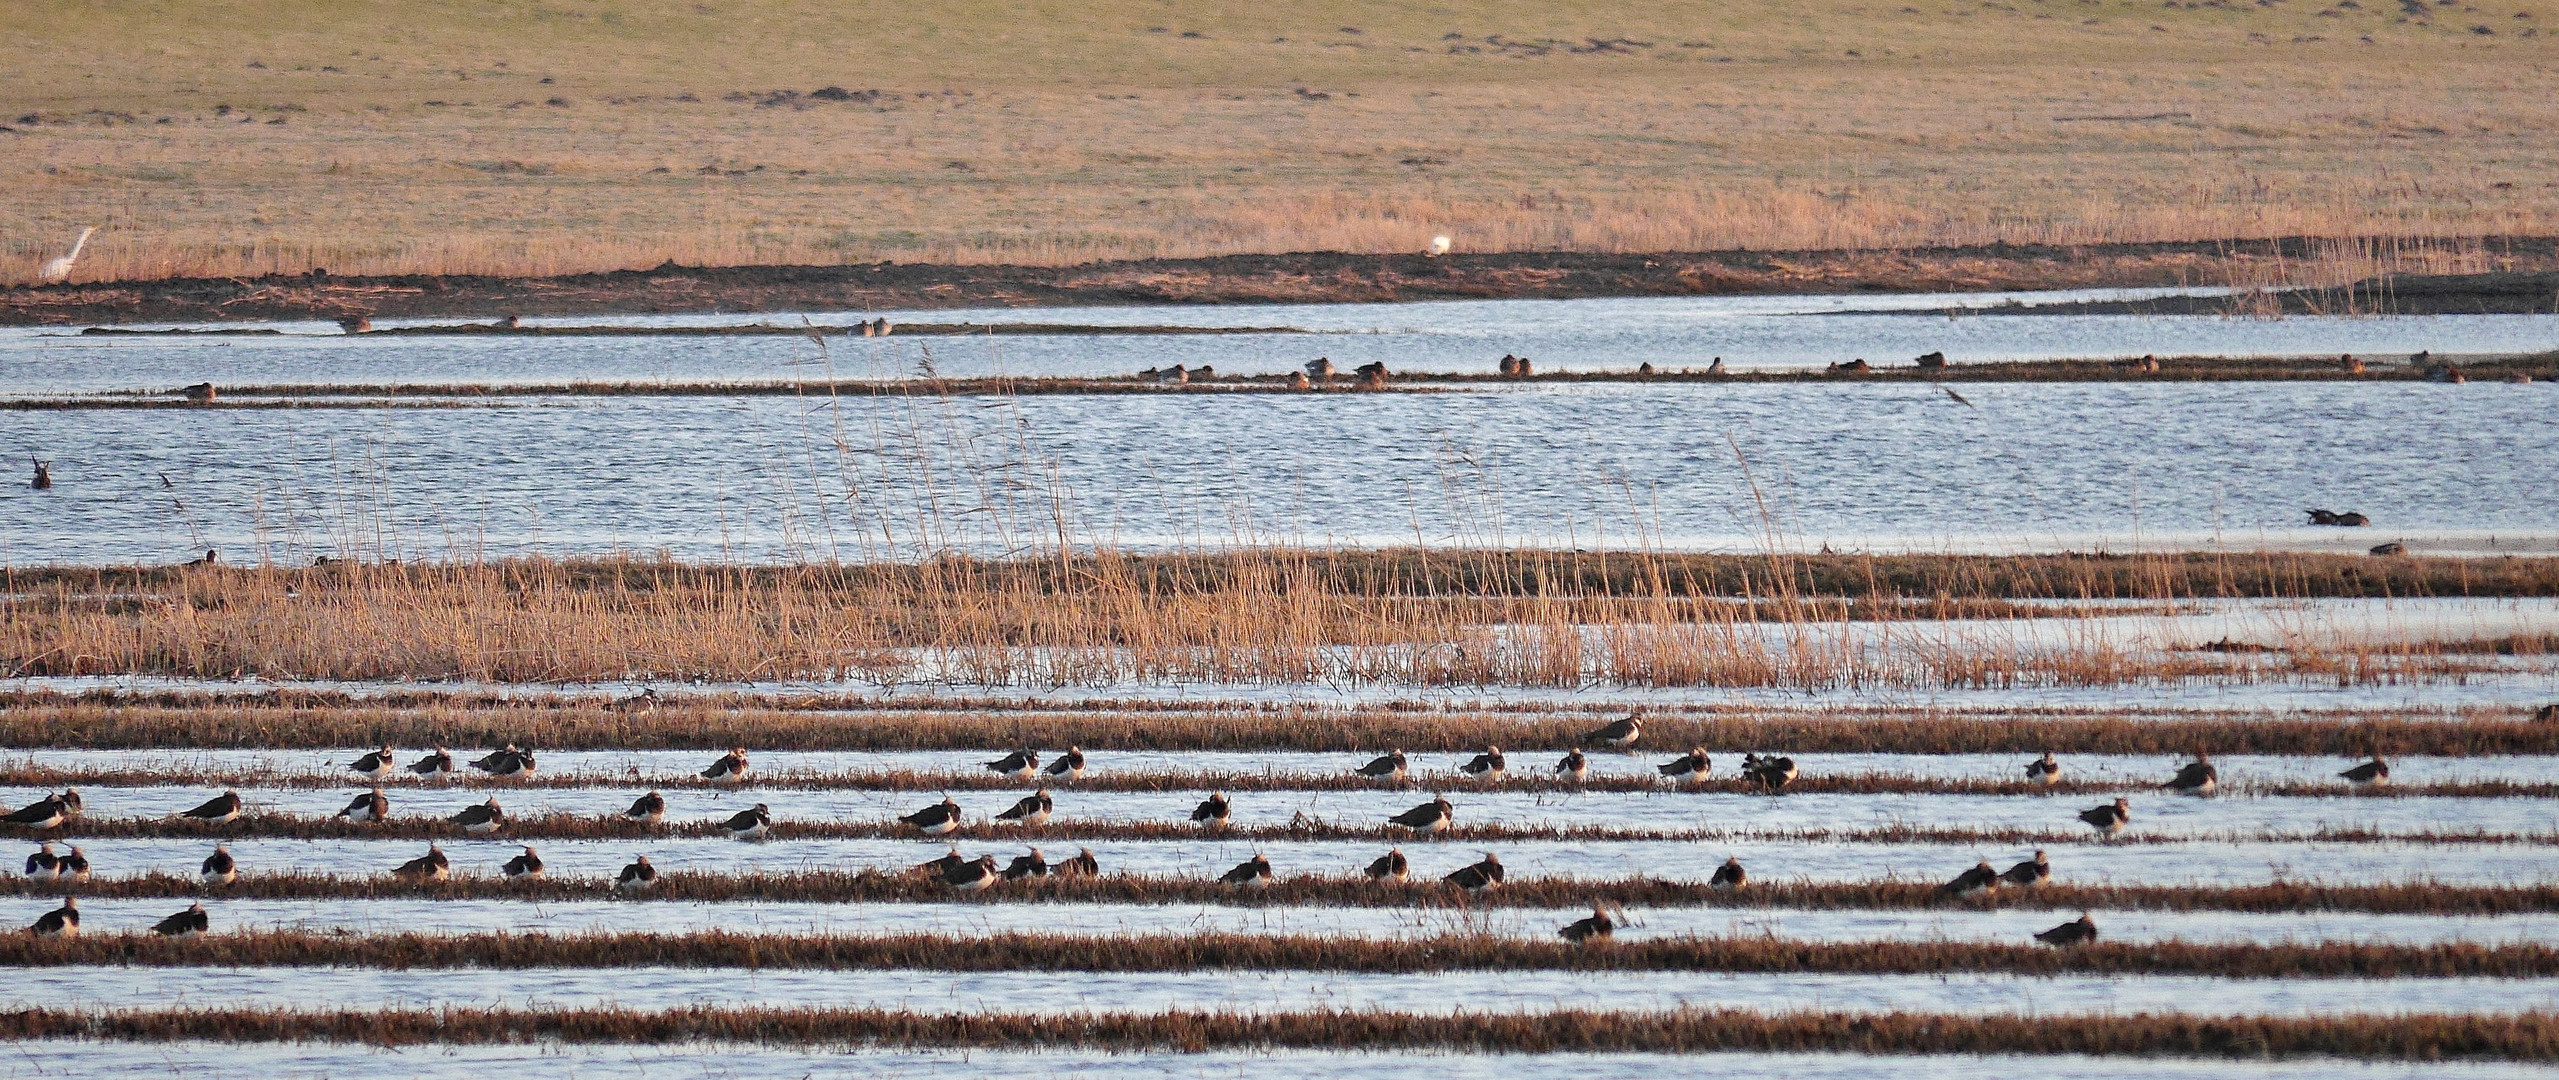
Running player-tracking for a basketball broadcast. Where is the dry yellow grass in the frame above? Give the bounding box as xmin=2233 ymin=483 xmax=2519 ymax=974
xmin=4 ymin=1 xmax=2556 ymax=281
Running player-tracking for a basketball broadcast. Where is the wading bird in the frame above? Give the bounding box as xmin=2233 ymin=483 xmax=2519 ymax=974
xmin=901 ymin=797 xmax=962 ymax=836
xmin=4 ymin=791 xmax=79 ymax=829
xmin=28 ymin=897 xmax=77 ymax=936
xmin=1044 ymin=746 xmax=1087 ymax=782
xmin=178 ymin=790 xmax=242 ymax=824
xmin=201 ymin=844 xmax=237 ymax=885
xmin=722 ymin=803 xmax=773 ymax=840
xmin=1582 ymin=714 xmax=1642 ymax=749
xmin=1190 ymin=792 xmax=1231 ymax=830
xmin=2035 ymin=914 xmax=2098 ymax=946
xmin=2079 ymin=797 xmax=2130 ymax=837
xmin=1364 ymin=848 xmax=1409 ymax=883
xmin=943 ymin=854 xmax=1002 ymax=890
xmin=2163 ymin=753 xmax=2218 ymax=795
xmin=1355 ymin=750 xmax=1409 ymax=783
xmin=408 ymin=747 xmax=455 ymax=782
xmin=701 ymin=748 xmax=750 ymax=784
xmin=56 ymin=847 xmax=88 ymax=884
xmin=38 ymin=227 xmax=94 ymax=284
xmin=1444 ymin=853 xmax=1503 ymax=891
xmin=616 ymin=855 xmax=657 ymax=890
xmin=503 ymin=846 xmax=544 ymax=878
xmin=2340 ymin=756 xmax=2391 ymax=787
xmin=21 ymin=842 xmax=58 ymax=879
xmin=2025 ymin=752 xmax=2061 ymax=785
xmin=995 ymin=789 xmax=1054 ymax=827
xmin=984 ymin=748 xmax=1040 ymax=781
xmin=1389 ymin=796 xmax=1453 ymax=834
xmin=624 ymin=791 xmax=667 ymax=825
xmin=1220 ymin=853 xmax=1274 ymax=888
xmin=2002 ymin=850 xmax=2051 ymax=887
xmin=1657 ymin=748 xmax=1711 ymax=785
xmin=1458 ymin=747 xmax=1506 ymax=782
xmin=152 ymin=902 xmax=210 ymax=937
xmin=335 ymin=789 xmax=387 ymax=823
xmin=348 ymin=746 xmax=398 ymax=780
xmin=1553 ymin=749 xmax=1588 ymax=782
xmin=472 ymin=745 xmax=535 ymax=778
xmin=391 ymin=844 xmax=450 ymax=881
xmin=451 ymin=797 xmax=505 ymax=835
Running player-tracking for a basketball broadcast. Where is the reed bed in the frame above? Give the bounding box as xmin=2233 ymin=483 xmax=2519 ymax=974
xmin=10 ymin=930 xmax=2559 ymax=980
xmin=15 ymin=1005 xmax=2559 ymax=1060
xmin=21 ymin=871 xmax=2559 ymax=916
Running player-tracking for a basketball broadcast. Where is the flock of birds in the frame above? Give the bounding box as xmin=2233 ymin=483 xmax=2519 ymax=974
xmin=4 ymin=721 xmax=2402 ymax=946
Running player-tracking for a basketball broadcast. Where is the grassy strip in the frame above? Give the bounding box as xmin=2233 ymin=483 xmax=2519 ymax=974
xmin=18 ymin=872 xmax=2559 ymax=915
xmin=8 ymin=930 xmax=2559 ymax=979
xmin=11 ymin=1006 xmax=2559 ymax=1060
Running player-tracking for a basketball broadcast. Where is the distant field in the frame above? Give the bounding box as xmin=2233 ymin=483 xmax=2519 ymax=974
xmin=4 ymin=0 xmax=2557 ymax=280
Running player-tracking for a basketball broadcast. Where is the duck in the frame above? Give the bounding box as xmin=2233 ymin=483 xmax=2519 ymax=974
xmin=21 ymin=842 xmax=58 ymax=879
xmin=3 ymin=791 xmax=77 ymax=829
xmin=57 ymin=846 xmax=89 ymax=884
xmin=624 ymin=791 xmax=667 ymax=825
xmin=2035 ymin=913 xmax=2098 ymax=946
xmin=984 ymin=748 xmax=1040 ymax=781
xmin=901 ymin=797 xmax=964 ymax=835
xmin=451 ymin=797 xmax=506 ymax=835
xmin=1458 ymin=746 xmax=1506 ymax=782
xmin=472 ymin=745 xmax=536 ymax=777
xmin=1305 ymin=357 xmax=1336 ymax=380
xmin=1355 ymin=750 xmax=1409 ymax=782
xmin=1363 ymin=848 xmax=1409 ymax=883
xmin=348 ymin=746 xmax=398 ymax=780
xmin=1056 ymin=847 xmax=1100 ymax=879
xmin=616 ymin=855 xmax=658 ymax=890
xmin=1044 ymin=746 xmax=1086 ymax=781
xmin=29 ymin=461 xmax=49 ymax=491
xmin=2024 ymin=752 xmax=2061 ymax=785
xmin=700 ymin=748 xmax=750 ymax=784
xmin=1709 ymin=857 xmax=1748 ymax=890
xmin=1286 ymin=370 xmax=1312 ymax=389
xmin=1002 ymin=848 xmax=1050 ymax=879
xmin=408 ymin=747 xmax=456 ymax=782
xmin=1388 ymin=796 xmax=1453 ymax=833
xmin=2079 ymin=797 xmax=2130 ymax=837
xmin=1220 ymin=853 xmax=1274 ymax=888
xmin=336 ymin=788 xmax=389 ymax=823
xmin=1553 ymin=749 xmax=1589 ymax=782
xmin=2001 ymin=850 xmax=2051 ymax=887
xmin=28 ymin=897 xmax=77 ymax=937
xmin=996 ymin=789 xmax=1054 ymax=827
xmin=392 ymin=844 xmax=450 ymax=881
xmin=2163 ymin=753 xmax=2217 ymax=795
xmin=944 ymin=854 xmax=1003 ymax=890
xmin=502 ymin=846 xmax=545 ymax=878
xmin=1155 ymin=364 xmax=1190 ymax=385
xmin=1581 ymin=714 xmax=1641 ymax=749
xmin=178 ymin=790 xmax=242 ymax=824
xmin=151 ymin=901 xmax=210 ymax=937
xmin=1444 ymin=853 xmax=1504 ymax=891
xmin=200 ymin=844 xmax=237 ymax=885
xmin=723 ymin=803 xmax=773 ymax=840
xmin=1559 ymin=903 xmax=1618 ymax=944
xmin=2339 ymin=756 xmax=2390 ymax=787
xmin=1190 ymin=792 xmax=1232 ymax=829
xmin=1938 ymin=859 xmax=2000 ymax=896
xmin=1656 ymin=747 xmax=1711 ymax=785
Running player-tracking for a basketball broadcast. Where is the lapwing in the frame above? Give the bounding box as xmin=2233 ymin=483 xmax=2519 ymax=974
xmin=28 ymin=897 xmax=76 ymax=937
xmin=916 ymin=847 xmax=967 ymax=878
xmin=1389 ymin=796 xmax=1454 ymax=834
xmin=3 ymin=791 xmax=76 ymax=829
xmin=1553 ymin=749 xmax=1589 ymax=782
xmin=2079 ymin=797 xmax=2130 ymax=837
xmin=1219 ymin=853 xmax=1274 ymax=888
xmin=901 ymin=797 xmax=964 ymax=835
xmin=616 ymin=855 xmax=658 ymax=890
xmin=336 ymin=788 xmax=389 ymax=823
xmin=2163 ymin=753 xmax=2217 ymax=795
xmin=451 ymin=797 xmax=506 ymax=835
xmin=723 ymin=803 xmax=773 ymax=840
xmin=1057 ymin=847 xmax=1100 ymax=878
xmin=984 ymin=748 xmax=1040 ymax=781
xmin=2025 ymin=752 xmax=2062 ymax=785
xmin=2340 ymin=756 xmax=2391 ymax=787
xmin=700 ymin=748 xmax=750 ymax=784
xmin=1190 ymin=792 xmax=1232 ymax=830
xmin=1938 ymin=859 xmax=1999 ymax=896
xmin=201 ymin=844 xmax=237 ymax=885
xmin=1458 ymin=747 xmax=1506 ymax=782
xmin=1657 ymin=747 xmax=1711 ymax=785
xmin=57 ymin=846 xmax=88 ymax=884
xmin=1444 ymin=853 xmax=1503 ymax=891
xmin=1363 ymin=848 xmax=1409 ymax=883
xmin=1581 ymin=713 xmax=1642 ymax=750
xmin=2035 ymin=914 xmax=2098 ymax=946
xmin=624 ymin=791 xmax=667 ymax=825
xmin=1002 ymin=848 xmax=1050 ymax=879
xmin=392 ymin=844 xmax=450 ymax=881
xmin=503 ymin=846 xmax=545 ymax=878
xmin=22 ymin=842 xmax=58 ymax=879
xmin=408 ymin=747 xmax=456 ymax=782
xmin=2001 ymin=850 xmax=2051 ymax=887
xmin=995 ymin=789 xmax=1053 ymax=827
xmin=472 ymin=745 xmax=536 ymax=777
xmin=170 ymin=790 xmax=241 ymax=825
xmin=349 ymin=746 xmax=398 ymax=780
xmin=151 ymin=901 xmax=210 ymax=937
xmin=1559 ymin=904 xmax=1618 ymax=944
xmin=1355 ymin=750 xmax=1409 ymax=783
xmin=944 ymin=854 xmax=1003 ymax=890
xmin=1709 ymin=857 xmax=1747 ymax=890
xmin=1043 ymin=746 xmax=1086 ymax=782
xmin=1746 ymin=754 xmax=1798 ymax=792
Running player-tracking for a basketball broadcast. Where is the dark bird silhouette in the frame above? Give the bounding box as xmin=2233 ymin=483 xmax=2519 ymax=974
xmin=183 ymin=549 xmax=218 ymax=567
xmin=2340 ymin=756 xmax=2391 ymax=786
xmin=1044 ymin=746 xmax=1087 ymax=781
xmin=1003 ymin=848 xmax=1050 ymax=879
xmin=616 ymin=855 xmax=658 ymax=890
xmin=2035 ymin=914 xmax=2098 ymax=946
xmin=201 ymin=844 xmax=237 ymax=885
xmin=1458 ymin=746 xmax=1506 ymax=781
xmin=722 ymin=803 xmax=773 ymax=840
xmin=391 ymin=844 xmax=450 ymax=881
xmin=1744 ymin=753 xmax=1797 ymax=792
xmin=2001 ymin=850 xmax=2051 ymax=887
xmin=1559 ymin=904 xmax=1618 ymax=944
xmin=1915 ymin=351 xmax=1949 ymax=369
xmin=900 ymin=797 xmax=964 ymax=835
xmin=943 ymin=854 xmax=1002 ymax=890
xmin=28 ymin=460 xmax=49 ymax=490
xmin=624 ymin=791 xmax=667 ymax=825
xmin=995 ymin=789 xmax=1053 ymax=827
xmin=2080 ymin=797 xmax=2130 ymax=837
xmin=1190 ymin=792 xmax=1232 ymax=829
xmin=1710 ymin=857 xmax=1747 ymax=890
xmin=335 ymin=788 xmax=388 ymax=823
xmin=181 ymin=382 xmax=217 ymax=403
xmin=1581 ymin=714 xmax=1641 ymax=749
xmin=28 ymin=897 xmax=77 ymax=937
xmin=1355 ymin=750 xmax=1409 ymax=782
xmin=151 ymin=901 xmax=210 ymax=936
xmin=178 ymin=790 xmax=242 ymax=824
xmin=450 ymin=797 xmax=505 ymax=835
xmin=1939 ymin=859 xmax=2001 ymax=896
xmin=1388 ymin=796 xmax=1454 ymax=833
xmin=984 ymin=748 xmax=1040 ymax=780
xmin=2163 ymin=754 xmax=2218 ymax=795
xmin=502 ymin=846 xmax=544 ymax=878
xmin=915 ymin=847 xmax=967 ymax=878
xmin=2370 ymin=541 xmax=2407 ymax=556
xmin=1057 ymin=847 xmax=1100 ymax=878
xmin=1444 ymin=853 xmax=1504 ymax=891
xmin=1364 ymin=848 xmax=1409 ymax=883
xmin=1220 ymin=853 xmax=1274 ymax=888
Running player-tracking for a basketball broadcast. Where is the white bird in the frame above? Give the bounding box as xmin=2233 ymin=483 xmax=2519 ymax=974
xmin=1426 ymin=235 xmax=1451 ymax=257
xmin=39 ymin=228 xmax=95 ymax=285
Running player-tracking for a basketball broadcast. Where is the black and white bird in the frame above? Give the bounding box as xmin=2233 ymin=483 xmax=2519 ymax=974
xmin=1939 ymin=859 xmax=2000 ymax=896
xmin=1458 ymin=746 xmax=1506 ymax=782
xmin=624 ymin=791 xmax=667 ymax=825
xmin=1388 ymin=796 xmax=1454 ymax=833
xmin=901 ymin=797 xmax=964 ymax=835
xmin=392 ymin=844 xmax=450 ymax=881
xmin=723 ymin=803 xmax=773 ymax=840
xmin=472 ymin=745 xmax=536 ymax=777
xmin=28 ymin=897 xmax=77 ymax=937
xmin=2079 ymin=797 xmax=2130 ymax=837
xmin=1656 ymin=747 xmax=1711 ymax=785
xmin=1219 ymin=853 xmax=1274 ymax=888
xmin=616 ymin=855 xmax=658 ymax=890
xmin=2340 ymin=756 xmax=2391 ymax=787
xmin=2025 ymin=752 xmax=2062 ymax=785
xmin=3 ymin=790 xmax=77 ymax=829
xmin=1057 ymin=847 xmax=1100 ymax=878
xmin=151 ymin=901 xmax=210 ymax=937
xmin=995 ymin=789 xmax=1054 ymax=827
xmin=22 ymin=842 xmax=59 ymax=879
xmin=336 ymin=788 xmax=389 ymax=823
xmin=1363 ymin=848 xmax=1409 ymax=883
xmin=1582 ymin=714 xmax=1642 ymax=750
xmin=201 ymin=844 xmax=237 ymax=885
xmin=56 ymin=846 xmax=89 ymax=884
xmin=503 ymin=845 xmax=545 ymax=878
xmin=943 ymin=854 xmax=1003 ymax=890
xmin=178 ymin=790 xmax=242 ymax=824
xmin=1709 ymin=857 xmax=1747 ymax=890
xmin=1444 ymin=853 xmax=1504 ymax=891
xmin=451 ymin=797 xmax=506 ymax=835
xmin=701 ymin=748 xmax=750 ymax=784
xmin=1355 ymin=750 xmax=1409 ymax=783
xmin=1744 ymin=753 xmax=1798 ymax=792
xmin=1190 ymin=792 xmax=1232 ymax=829
xmin=2163 ymin=753 xmax=2217 ymax=795
xmin=1043 ymin=746 xmax=1086 ymax=782
xmin=1003 ymin=848 xmax=1050 ymax=879
xmin=1553 ymin=749 xmax=1588 ymax=782
xmin=408 ymin=747 xmax=456 ymax=782
xmin=1559 ymin=903 xmax=1619 ymax=944
xmin=2001 ymin=850 xmax=2051 ymax=887
xmin=348 ymin=746 xmax=398 ymax=780
xmin=984 ymin=748 xmax=1040 ymax=781
xmin=915 ymin=847 xmax=967 ymax=878
xmin=2035 ymin=914 xmax=2098 ymax=946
